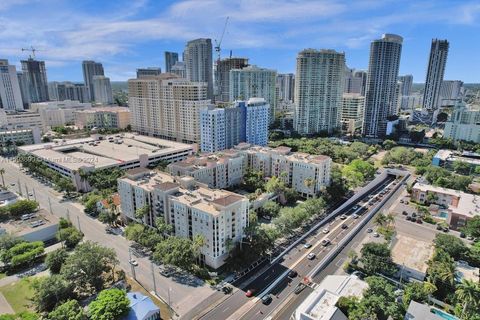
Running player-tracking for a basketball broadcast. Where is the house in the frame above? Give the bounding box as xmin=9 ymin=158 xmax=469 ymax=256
xmin=96 ymin=193 xmax=121 ymax=214
xmin=404 ymin=301 xmax=458 ymax=320
xmin=123 ymin=292 xmax=160 ymax=320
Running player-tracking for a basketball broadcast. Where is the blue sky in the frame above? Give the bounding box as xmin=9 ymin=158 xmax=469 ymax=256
xmin=1 ymin=0 xmax=479 ymax=82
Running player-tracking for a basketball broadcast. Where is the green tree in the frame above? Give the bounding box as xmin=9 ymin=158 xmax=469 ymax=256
xmin=5 ymin=200 xmax=38 ymax=218
xmin=265 ymin=176 xmax=287 ymax=194
xmin=47 ymin=300 xmax=87 ymax=320
xmin=241 ymin=169 xmax=264 ymax=192
xmin=124 ymin=223 xmax=145 ymax=243
xmin=153 ymin=236 xmax=196 ymax=270
xmin=154 ymin=217 xmax=174 ymax=238
xmin=2 ymin=241 xmax=44 ymax=268
xmin=455 ymin=279 xmax=480 ymax=318
xmin=45 ymin=248 xmax=68 ymax=274
xmin=83 ymin=195 xmax=102 ymax=216
xmin=260 ymin=201 xmax=281 ymax=218
xmin=134 ymin=205 xmax=149 ymax=220
xmin=433 ymin=233 xmax=469 ymax=261
xmin=61 ymin=241 xmax=118 ymax=296
xmin=463 ymin=216 xmax=480 ymax=238
xmin=57 ymin=227 xmax=84 ymax=249
xmin=56 ymin=178 xmax=76 ymax=196
xmin=31 ymin=275 xmax=74 ymax=312
xmin=0 ymin=312 xmax=38 ymax=320
xmin=402 ymin=281 xmax=437 ymax=309
xmin=452 ymin=161 xmax=471 ymax=175
xmin=360 ymin=242 xmax=397 ymax=276
xmin=88 ymin=289 xmax=130 ymax=320
xmin=382 ymin=139 xmax=397 ymax=150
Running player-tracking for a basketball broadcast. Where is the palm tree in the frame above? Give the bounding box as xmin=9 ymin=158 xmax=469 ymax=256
xmin=0 ymin=168 xmax=5 ymax=189
xmin=193 ymin=235 xmax=206 ymax=265
xmin=385 ymin=213 xmax=395 ymax=226
xmin=455 ymin=279 xmax=480 ymax=316
xmin=374 ymin=213 xmax=388 ymax=227
xmin=304 ymin=178 xmax=315 ymax=197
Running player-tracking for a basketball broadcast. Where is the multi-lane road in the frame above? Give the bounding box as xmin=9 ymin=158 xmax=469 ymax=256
xmin=190 ymin=174 xmax=406 ymax=320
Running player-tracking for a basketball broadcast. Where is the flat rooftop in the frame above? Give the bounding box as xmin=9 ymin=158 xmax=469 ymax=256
xmin=19 ymin=133 xmax=194 ymax=171
xmin=0 ymin=209 xmax=59 ymax=237
xmin=392 ymin=234 xmax=433 ymax=274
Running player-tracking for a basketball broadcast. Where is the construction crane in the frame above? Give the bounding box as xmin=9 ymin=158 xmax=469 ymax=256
xmin=21 ymin=46 xmax=42 ymax=59
xmin=214 ymin=16 xmax=229 ymax=62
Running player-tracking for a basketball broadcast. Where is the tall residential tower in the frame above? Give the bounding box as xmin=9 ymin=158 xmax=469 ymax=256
xmin=0 ymin=60 xmax=23 ymax=111
xmin=21 ymin=58 xmax=49 ymax=103
xmin=362 ymin=34 xmax=403 ymax=138
xmin=422 ymin=39 xmax=449 ymax=111
xmin=184 ymin=39 xmax=213 ymax=100
xmin=215 ymin=57 xmax=248 ymax=103
xmin=164 ymin=51 xmax=179 ymax=73
xmin=82 ymin=60 xmax=104 ymax=101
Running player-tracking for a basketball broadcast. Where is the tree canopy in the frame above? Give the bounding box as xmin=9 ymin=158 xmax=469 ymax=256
xmin=88 ymin=289 xmax=130 ymax=320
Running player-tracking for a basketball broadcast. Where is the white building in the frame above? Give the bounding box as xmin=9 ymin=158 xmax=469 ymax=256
xmin=48 ymin=81 xmax=89 ymax=103
xmin=0 ymin=109 xmax=44 ymax=132
xmin=440 ymin=80 xmax=463 ymax=106
xmin=443 ymin=102 xmax=480 ymax=143
xmin=74 ymin=106 xmax=131 ymax=130
xmin=92 ymin=75 xmax=113 ymax=105
xmin=0 ymin=127 xmax=41 ymax=145
xmin=184 ymin=38 xmax=213 ymax=99
xmin=170 ymin=62 xmax=186 ymax=78
xmin=128 ymin=73 xmax=212 ymax=144
xmin=423 ymin=39 xmax=449 ymax=111
xmin=0 ymin=59 xmax=23 ymax=112
xmin=30 ymin=100 xmax=92 ymax=128
xmin=18 ymin=133 xmax=194 ymax=192
xmin=363 ymin=34 xmax=403 ymax=139
xmin=118 ymin=170 xmax=249 ymax=269
xmin=293 ymin=275 xmax=368 ymax=320
xmin=294 ymin=49 xmax=345 ymax=135
xmin=341 ymin=93 xmax=365 ymax=136
xmin=229 ymin=65 xmax=277 ymax=123
xmin=245 ymin=98 xmax=269 ymax=147
xmin=82 ymin=60 xmax=104 ymax=101
xmin=276 ymin=73 xmax=295 ymax=103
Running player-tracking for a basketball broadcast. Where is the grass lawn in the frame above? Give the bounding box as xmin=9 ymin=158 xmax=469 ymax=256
xmin=0 ymin=272 xmax=6 ymax=280
xmin=0 ymin=277 xmax=35 ymax=313
xmin=126 ymin=277 xmax=171 ymax=320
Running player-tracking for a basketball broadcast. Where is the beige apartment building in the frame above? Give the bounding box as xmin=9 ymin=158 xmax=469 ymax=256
xmin=74 ymin=106 xmax=131 ymax=130
xmin=117 ymin=169 xmax=249 ymax=269
xmin=128 ymin=74 xmax=212 ymax=144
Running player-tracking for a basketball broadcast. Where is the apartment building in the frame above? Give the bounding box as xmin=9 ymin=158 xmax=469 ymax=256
xmin=411 ymin=183 xmax=480 ymax=230
xmin=0 ymin=127 xmax=41 ymax=145
xmin=74 ymin=106 xmax=131 ymax=130
xmin=443 ymin=102 xmax=480 ymax=143
xmin=0 ymin=109 xmax=45 ymax=132
xmin=118 ymin=169 xmax=249 ymax=269
xmin=30 ymin=100 xmax=92 ymax=128
xmin=341 ymin=93 xmax=365 ymax=136
xmin=128 ymin=74 xmax=212 ymax=144
xmin=169 ymin=144 xmax=331 ymax=197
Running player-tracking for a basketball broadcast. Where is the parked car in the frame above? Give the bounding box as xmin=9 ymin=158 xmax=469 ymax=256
xmin=321 ymin=239 xmax=331 ymax=246
xmin=436 ymin=224 xmax=443 ymax=230
xmin=261 ymin=294 xmax=273 ymax=305
xmin=402 ymin=210 xmax=408 ymax=215
xmin=373 ymin=232 xmax=380 ymax=238
xmin=129 ymin=259 xmax=138 ymax=266
xmin=294 ymin=283 xmax=306 ymax=294
xmin=340 ymin=215 xmax=347 ymax=220
xmin=288 ymin=270 xmax=298 ymax=279
xmin=352 ymin=214 xmax=359 ymax=219
xmin=304 ymin=243 xmax=312 ymax=249
xmin=246 ymin=289 xmax=256 ymax=297
xmin=222 ymin=286 xmax=233 ymax=294
xmin=460 ymin=232 xmax=466 ymax=238
xmin=406 ymin=216 xmax=412 ymax=221
xmin=416 ymin=218 xmax=423 ymax=224
xmin=443 ymin=227 xmax=449 ymax=232
xmin=412 ymin=212 xmax=417 ymax=218
xmin=322 ymin=228 xmax=330 ymax=234
xmin=366 ymin=228 xmax=373 ymax=233
xmin=341 ymin=224 xmax=348 ymax=229
xmin=307 ymin=253 xmax=316 ymax=260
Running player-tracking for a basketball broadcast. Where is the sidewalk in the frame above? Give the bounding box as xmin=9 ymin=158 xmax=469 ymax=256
xmin=0 ymin=292 xmax=14 ymax=315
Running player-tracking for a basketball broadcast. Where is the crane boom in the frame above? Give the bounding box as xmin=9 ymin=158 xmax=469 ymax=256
xmin=21 ymin=46 xmax=42 ymax=59
xmin=214 ymin=16 xmax=229 ymax=61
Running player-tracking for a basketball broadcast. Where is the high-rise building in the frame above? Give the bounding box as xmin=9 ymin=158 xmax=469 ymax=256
xmin=17 ymin=72 xmax=30 ymax=108
xmin=92 ymin=76 xmax=113 ymax=105
xmin=440 ymin=80 xmax=463 ymax=105
xmin=128 ymin=74 xmax=212 ymax=143
xmin=48 ymin=81 xmax=89 ymax=103
xmin=341 ymin=93 xmax=365 ymax=136
xmin=215 ymin=57 xmax=249 ymax=102
xmin=0 ymin=59 xmax=23 ymax=112
xmin=363 ymin=34 xmax=403 ymax=139
xmin=353 ymin=70 xmax=367 ymax=96
xmin=136 ymin=67 xmax=161 ymax=78
xmin=164 ymin=51 xmax=179 ymax=73
xmin=343 ymin=68 xmax=365 ymax=95
xmin=82 ymin=60 xmax=104 ymax=101
xmin=444 ymin=102 xmax=480 ymax=143
xmin=170 ymin=61 xmax=186 ymax=78
xmin=294 ymin=49 xmax=345 ymax=135
xmin=21 ymin=58 xmax=49 ymax=103
xmin=398 ymin=75 xmax=413 ymax=96
xmin=184 ymin=38 xmax=213 ymax=99
xmin=422 ymin=39 xmax=449 ymax=111
xmin=229 ymin=65 xmax=277 ymax=123
xmin=276 ymin=73 xmax=295 ymax=103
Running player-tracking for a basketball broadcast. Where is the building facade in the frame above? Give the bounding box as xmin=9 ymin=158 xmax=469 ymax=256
xmin=128 ymin=74 xmax=212 ymax=144
xmin=170 ymin=61 xmax=186 ymax=78
xmin=0 ymin=110 xmax=44 ymax=133
xmin=48 ymin=81 xmax=89 ymax=103
xmin=164 ymin=51 xmax=179 ymax=73
xmin=341 ymin=93 xmax=365 ymax=136
xmin=74 ymin=107 xmax=131 ymax=130
xmin=343 ymin=68 xmax=366 ymax=95
xmin=118 ymin=170 xmax=249 ymax=269
xmin=422 ymin=39 xmax=449 ymax=111
xmin=31 ymin=100 xmax=92 ymax=128
xmin=294 ymin=49 xmax=345 ymax=135
xmin=276 ymin=73 xmax=295 ymax=103
xmin=0 ymin=60 xmax=23 ymax=112
xmin=184 ymin=39 xmax=213 ymax=99
xmin=82 ymin=60 xmax=104 ymax=101
xmin=443 ymin=102 xmax=480 ymax=143
xmin=229 ymin=65 xmax=277 ymax=123
xmin=136 ymin=68 xmax=161 ymax=78
xmin=21 ymin=58 xmax=49 ymax=103
xmin=440 ymin=80 xmax=463 ymax=105
xmin=363 ymin=34 xmax=403 ymax=139
xmin=215 ymin=57 xmax=248 ymax=103
xmin=92 ymin=76 xmax=113 ymax=105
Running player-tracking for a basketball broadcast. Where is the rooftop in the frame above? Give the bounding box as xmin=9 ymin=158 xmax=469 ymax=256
xmin=0 ymin=208 xmax=59 ymax=237
xmin=404 ymin=301 xmax=457 ymax=320
xmin=123 ymin=292 xmax=160 ymax=320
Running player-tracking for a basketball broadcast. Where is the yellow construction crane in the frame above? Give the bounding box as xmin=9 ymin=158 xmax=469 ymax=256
xmin=214 ymin=16 xmax=229 ymax=62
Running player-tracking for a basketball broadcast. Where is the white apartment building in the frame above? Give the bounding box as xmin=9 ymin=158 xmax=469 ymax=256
xmin=0 ymin=110 xmax=44 ymax=132
xmin=0 ymin=59 xmax=23 ymax=112
xmin=341 ymin=93 xmax=365 ymax=136
xmin=30 ymin=100 xmax=92 ymax=128
xmin=169 ymin=144 xmax=332 ymax=197
xmin=118 ymin=169 xmax=249 ymax=269
xmin=128 ymin=74 xmax=212 ymax=144
xmin=294 ymin=49 xmax=345 ymax=135
xmin=74 ymin=106 xmax=131 ymax=130
xmin=229 ymin=65 xmax=277 ymax=122
xmin=0 ymin=127 xmax=41 ymax=145
xmin=444 ymin=102 xmax=480 ymax=143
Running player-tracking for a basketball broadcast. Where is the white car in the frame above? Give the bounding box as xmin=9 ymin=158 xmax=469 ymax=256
xmin=304 ymin=243 xmax=312 ymax=249
xmin=373 ymin=232 xmax=380 ymax=238
xmin=129 ymin=259 xmax=138 ymax=266
xmin=322 ymin=228 xmax=330 ymax=234
xmin=307 ymin=253 xmax=316 ymax=260
xmin=352 ymin=214 xmax=359 ymax=219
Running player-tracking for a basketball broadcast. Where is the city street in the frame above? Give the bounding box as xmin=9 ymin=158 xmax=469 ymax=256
xmin=0 ymin=157 xmax=215 ymax=318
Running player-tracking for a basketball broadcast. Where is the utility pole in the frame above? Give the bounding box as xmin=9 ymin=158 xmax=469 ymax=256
xmin=48 ymin=197 xmax=53 ymax=214
xmin=77 ymin=216 xmax=82 ymax=232
xmin=25 ymin=184 xmax=29 ymax=200
xmin=17 ymin=178 xmax=22 ymax=195
xmin=33 ymin=188 xmax=37 ymax=201
xmin=66 ymin=208 xmax=71 ymax=221
xmin=129 ymin=248 xmax=136 ymax=280
xmin=150 ymin=261 xmax=157 ymax=295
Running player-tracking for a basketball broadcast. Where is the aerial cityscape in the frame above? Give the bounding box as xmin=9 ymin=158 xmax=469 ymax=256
xmin=1 ymin=1 xmax=480 ymax=320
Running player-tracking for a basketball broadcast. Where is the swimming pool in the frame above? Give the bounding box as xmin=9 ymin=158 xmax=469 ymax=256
xmin=438 ymin=211 xmax=448 ymax=218
xmin=431 ymin=308 xmax=458 ymax=320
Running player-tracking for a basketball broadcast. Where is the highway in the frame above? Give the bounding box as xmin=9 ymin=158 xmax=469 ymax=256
xmin=193 ymin=174 xmax=403 ymax=320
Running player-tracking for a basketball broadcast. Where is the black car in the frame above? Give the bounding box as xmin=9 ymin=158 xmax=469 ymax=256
xmin=412 ymin=212 xmax=417 ymax=218
xmin=288 ymin=270 xmax=298 ymax=279
xmin=402 ymin=210 xmax=408 ymax=215
xmin=460 ymin=232 xmax=466 ymax=238
xmin=406 ymin=216 xmax=412 ymax=221
xmin=261 ymin=294 xmax=273 ymax=305
xmin=294 ymin=283 xmax=306 ymax=294
xmin=443 ymin=227 xmax=449 ymax=232
xmin=341 ymin=224 xmax=348 ymax=229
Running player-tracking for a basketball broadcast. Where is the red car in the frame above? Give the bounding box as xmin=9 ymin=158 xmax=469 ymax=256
xmin=246 ymin=289 xmax=256 ymax=297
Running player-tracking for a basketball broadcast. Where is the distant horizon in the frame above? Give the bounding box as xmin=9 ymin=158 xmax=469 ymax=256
xmin=1 ymin=1 xmax=479 ymax=82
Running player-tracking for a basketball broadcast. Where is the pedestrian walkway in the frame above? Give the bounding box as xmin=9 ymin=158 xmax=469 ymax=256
xmin=0 ymin=292 xmax=14 ymax=315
